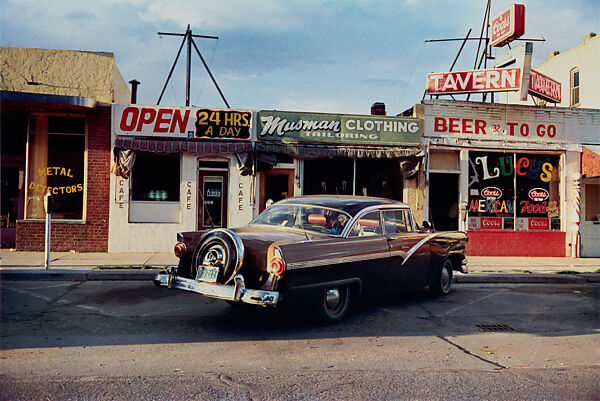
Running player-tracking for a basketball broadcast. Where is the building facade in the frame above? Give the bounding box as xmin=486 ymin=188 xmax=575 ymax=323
xmin=418 ymin=99 xmax=599 ymax=257
xmin=1 ymin=47 xmax=129 ymax=251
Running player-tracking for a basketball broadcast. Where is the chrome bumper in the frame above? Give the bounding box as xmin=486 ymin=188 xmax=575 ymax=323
xmin=153 ymin=266 xmax=279 ymax=306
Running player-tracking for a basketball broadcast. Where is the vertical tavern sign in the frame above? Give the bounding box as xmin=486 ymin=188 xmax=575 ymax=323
xmin=491 ymin=4 xmax=525 ymax=47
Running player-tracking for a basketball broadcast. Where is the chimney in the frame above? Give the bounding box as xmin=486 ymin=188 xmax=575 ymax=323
xmin=548 ymin=51 xmax=560 ymax=60
xmin=129 ymin=79 xmax=140 ymax=104
xmin=584 ymin=32 xmax=597 ymax=43
xmin=371 ymin=102 xmax=386 ymax=116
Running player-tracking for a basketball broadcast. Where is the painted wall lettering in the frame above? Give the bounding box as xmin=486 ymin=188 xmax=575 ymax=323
xmin=185 ymin=181 xmax=192 ymax=210
xmin=238 ymin=182 xmax=244 ymax=211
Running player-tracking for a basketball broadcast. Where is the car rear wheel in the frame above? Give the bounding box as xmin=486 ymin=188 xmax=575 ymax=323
xmin=316 ymin=285 xmax=351 ymax=324
xmin=430 ymin=258 xmax=453 ymax=296
xmin=193 ymin=230 xmax=243 ymax=285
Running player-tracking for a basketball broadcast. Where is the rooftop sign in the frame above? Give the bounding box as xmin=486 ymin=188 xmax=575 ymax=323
xmin=528 ymin=69 xmax=562 ymax=103
xmin=490 ymin=4 xmax=525 ymax=47
xmin=425 ymin=67 xmax=521 ymax=95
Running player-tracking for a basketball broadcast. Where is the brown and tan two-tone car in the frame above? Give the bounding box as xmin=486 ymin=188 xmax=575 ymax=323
xmin=154 ymin=195 xmax=468 ymax=324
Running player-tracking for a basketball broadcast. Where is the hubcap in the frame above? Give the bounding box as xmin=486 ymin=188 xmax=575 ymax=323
xmin=203 ymin=245 xmax=225 ymax=267
xmin=325 ymin=288 xmax=341 ymax=310
xmin=441 ymin=261 xmax=452 ymax=291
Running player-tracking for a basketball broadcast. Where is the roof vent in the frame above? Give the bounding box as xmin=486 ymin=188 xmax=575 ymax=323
xmin=548 ymin=51 xmax=560 ymax=60
xmin=584 ymin=32 xmax=597 ymax=43
xmin=129 ymin=79 xmax=140 ymax=104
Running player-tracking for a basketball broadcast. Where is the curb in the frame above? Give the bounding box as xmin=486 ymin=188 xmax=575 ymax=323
xmin=1 ymin=270 xmax=598 ymax=284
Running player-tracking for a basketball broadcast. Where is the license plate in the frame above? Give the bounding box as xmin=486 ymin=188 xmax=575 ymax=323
xmin=198 ymin=265 xmax=219 ymax=283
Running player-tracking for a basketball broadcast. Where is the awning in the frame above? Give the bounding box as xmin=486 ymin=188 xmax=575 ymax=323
xmin=114 ymin=137 xmax=252 ymax=154
xmin=255 ymin=141 xmax=423 ymax=159
xmin=582 ymin=145 xmax=600 ymax=178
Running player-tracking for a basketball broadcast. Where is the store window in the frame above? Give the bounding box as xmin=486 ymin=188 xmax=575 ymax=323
xmin=26 ymin=115 xmax=85 ymax=220
xmin=570 ymin=68 xmax=580 ymax=106
xmin=467 ymin=151 xmax=560 ymax=231
xmin=303 ymin=158 xmax=403 ymax=200
xmin=131 ymin=152 xmax=180 ymax=202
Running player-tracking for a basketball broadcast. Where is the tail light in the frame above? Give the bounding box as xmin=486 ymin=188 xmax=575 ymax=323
xmin=267 ymin=247 xmax=286 ymax=276
xmin=174 ymin=241 xmax=186 ymax=258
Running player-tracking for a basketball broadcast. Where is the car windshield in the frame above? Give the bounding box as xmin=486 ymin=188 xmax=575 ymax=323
xmin=250 ymin=204 xmax=353 ymax=236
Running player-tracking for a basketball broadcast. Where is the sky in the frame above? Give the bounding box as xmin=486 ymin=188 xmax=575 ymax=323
xmin=1 ymin=0 xmax=598 ymax=115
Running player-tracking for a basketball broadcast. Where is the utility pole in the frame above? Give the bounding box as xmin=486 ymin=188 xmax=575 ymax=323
xmin=157 ymin=25 xmax=230 ymax=108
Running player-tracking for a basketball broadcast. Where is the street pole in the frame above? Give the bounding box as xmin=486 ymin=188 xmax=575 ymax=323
xmin=43 ymin=191 xmax=54 ymax=270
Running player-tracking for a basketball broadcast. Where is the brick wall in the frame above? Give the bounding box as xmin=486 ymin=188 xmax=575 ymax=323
xmin=16 ymin=106 xmax=111 ymax=252
xmin=466 ymin=230 xmax=567 ymax=257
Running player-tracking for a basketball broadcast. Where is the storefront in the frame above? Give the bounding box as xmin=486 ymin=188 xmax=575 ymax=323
xmin=255 ymin=110 xmax=425 ymax=219
xmin=109 ymin=104 xmax=254 ymax=252
xmin=419 ymin=99 xmax=597 ymax=257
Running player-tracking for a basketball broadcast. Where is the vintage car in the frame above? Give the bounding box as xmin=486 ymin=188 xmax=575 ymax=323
xmin=154 ymin=195 xmax=468 ymax=323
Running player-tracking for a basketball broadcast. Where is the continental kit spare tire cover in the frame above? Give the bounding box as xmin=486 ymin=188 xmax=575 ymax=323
xmin=192 ymin=229 xmax=245 ymax=284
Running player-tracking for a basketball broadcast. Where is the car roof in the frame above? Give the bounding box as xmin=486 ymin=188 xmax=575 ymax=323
xmin=274 ymin=195 xmax=409 ymax=217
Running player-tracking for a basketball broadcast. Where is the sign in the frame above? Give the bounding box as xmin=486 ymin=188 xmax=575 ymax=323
xmin=195 ymin=109 xmax=251 ymax=139
xmin=426 ymin=68 xmax=521 ymax=95
xmin=480 ymin=217 xmax=503 ymax=230
xmin=494 ymin=42 xmax=533 ymax=101
xmin=113 ymin=104 xmax=252 ymax=139
xmin=528 ymin=218 xmax=549 ymax=230
xmin=258 ymin=111 xmax=421 ymax=146
xmin=528 ymin=69 xmax=562 ymax=103
xmin=491 ymin=4 xmax=525 ymax=47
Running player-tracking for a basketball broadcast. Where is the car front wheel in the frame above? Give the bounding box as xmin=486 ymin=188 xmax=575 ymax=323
xmin=430 ymin=258 xmax=453 ymax=296
xmin=316 ymin=285 xmax=351 ymax=324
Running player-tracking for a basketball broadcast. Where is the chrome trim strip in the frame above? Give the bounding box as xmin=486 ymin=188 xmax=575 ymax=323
xmin=400 ymin=232 xmax=443 ymax=266
xmin=287 ymin=251 xmax=389 ymax=270
xmin=249 ymin=224 xmax=338 ymax=238
xmin=154 ymin=272 xmax=279 ymax=306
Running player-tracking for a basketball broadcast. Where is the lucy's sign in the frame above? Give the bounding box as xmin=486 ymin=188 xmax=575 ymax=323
xmin=113 ymin=104 xmax=252 ymax=139
xmin=490 ymin=4 xmax=525 ymax=47
xmin=426 ymin=68 xmax=521 ymax=95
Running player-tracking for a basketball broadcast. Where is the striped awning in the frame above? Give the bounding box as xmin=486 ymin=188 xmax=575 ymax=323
xmin=114 ymin=137 xmax=252 ymax=154
xmin=255 ymin=141 xmax=423 ymax=159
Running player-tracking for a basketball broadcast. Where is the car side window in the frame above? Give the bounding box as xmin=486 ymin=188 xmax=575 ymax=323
xmin=348 ymin=211 xmax=383 ymax=237
xmin=382 ymin=209 xmax=413 ymax=234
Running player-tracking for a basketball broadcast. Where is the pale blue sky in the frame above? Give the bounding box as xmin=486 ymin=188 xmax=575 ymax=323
xmin=2 ymin=0 xmax=598 ymax=114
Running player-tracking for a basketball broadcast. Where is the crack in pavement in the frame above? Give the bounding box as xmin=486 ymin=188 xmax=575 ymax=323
xmin=438 ymin=335 xmax=507 ymax=369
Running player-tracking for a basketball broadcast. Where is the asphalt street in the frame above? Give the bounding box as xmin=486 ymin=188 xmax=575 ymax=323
xmin=0 ymin=279 xmax=598 ymax=400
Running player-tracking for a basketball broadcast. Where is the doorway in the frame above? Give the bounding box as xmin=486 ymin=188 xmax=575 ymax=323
xmin=259 ymin=168 xmax=294 ymax=212
xmin=429 ymin=173 xmax=459 ymax=231
xmin=198 ymin=168 xmax=229 ymax=229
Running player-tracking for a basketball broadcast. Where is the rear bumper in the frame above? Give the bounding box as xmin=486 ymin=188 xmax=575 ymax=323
xmin=153 ymin=266 xmax=280 ymax=306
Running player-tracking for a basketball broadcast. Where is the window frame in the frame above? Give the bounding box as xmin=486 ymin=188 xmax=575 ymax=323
xmin=570 ymin=67 xmax=580 ymax=107
xmin=24 ymin=113 xmax=87 ymax=221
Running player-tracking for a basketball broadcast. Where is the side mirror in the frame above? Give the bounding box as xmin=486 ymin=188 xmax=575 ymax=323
xmin=422 ymin=221 xmax=431 ymax=230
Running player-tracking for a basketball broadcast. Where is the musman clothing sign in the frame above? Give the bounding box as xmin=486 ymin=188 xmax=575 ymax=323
xmin=258 ymin=111 xmax=421 ymax=147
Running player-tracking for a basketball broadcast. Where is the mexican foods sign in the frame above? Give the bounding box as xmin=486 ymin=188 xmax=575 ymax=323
xmin=257 ymin=111 xmax=421 ymax=146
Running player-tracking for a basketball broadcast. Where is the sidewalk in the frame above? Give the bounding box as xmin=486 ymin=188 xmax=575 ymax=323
xmin=1 ymin=249 xmax=598 ymax=283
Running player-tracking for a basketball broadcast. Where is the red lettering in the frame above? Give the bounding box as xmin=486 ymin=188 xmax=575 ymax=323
xmin=136 ymin=108 xmax=157 ymax=131
xmin=520 ymin=124 xmax=529 ymax=137
xmin=536 ymin=124 xmax=545 ymax=137
xmin=475 ymin=119 xmax=486 ymax=134
xmin=516 ymin=157 xmax=529 ymax=175
xmin=434 ymin=117 xmax=447 ymax=133
xmin=170 ymin=109 xmax=190 ymax=133
xmin=448 ymin=118 xmax=460 ymax=133
xmin=154 ymin=109 xmax=173 ymax=133
xmin=119 ymin=107 xmax=139 ymax=131
xmin=547 ymin=124 xmax=556 ymax=138
xmin=461 ymin=119 xmax=473 ymax=134
xmin=506 ymin=122 xmax=518 ymax=136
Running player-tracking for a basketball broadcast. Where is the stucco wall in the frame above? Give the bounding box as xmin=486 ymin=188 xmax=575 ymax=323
xmin=0 ymin=47 xmax=130 ymax=103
